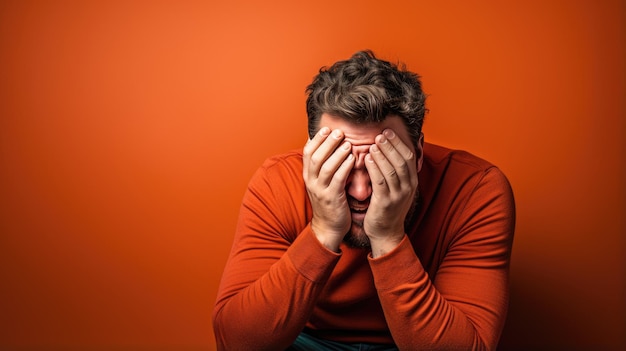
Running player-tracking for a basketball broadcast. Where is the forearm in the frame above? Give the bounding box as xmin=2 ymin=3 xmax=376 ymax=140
xmin=213 ymin=228 xmax=340 ymax=351
xmin=213 ymin=258 xmax=324 ymax=350
xmin=370 ymin=237 xmax=507 ymax=350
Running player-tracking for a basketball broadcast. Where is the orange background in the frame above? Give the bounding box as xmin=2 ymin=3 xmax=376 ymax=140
xmin=1 ymin=1 xmax=624 ymax=350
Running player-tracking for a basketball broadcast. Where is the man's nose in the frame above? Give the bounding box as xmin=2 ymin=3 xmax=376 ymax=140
xmin=353 ymin=151 xmax=367 ymax=170
xmin=346 ymin=169 xmax=371 ymax=201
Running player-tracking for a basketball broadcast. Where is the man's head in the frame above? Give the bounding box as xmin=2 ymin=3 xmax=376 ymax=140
xmin=305 ymin=50 xmax=427 ymax=248
xmin=305 ymin=50 xmax=427 ymax=146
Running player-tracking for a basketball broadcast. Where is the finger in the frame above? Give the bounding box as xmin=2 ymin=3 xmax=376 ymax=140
xmin=368 ymin=142 xmax=401 ymax=191
xmin=383 ymin=129 xmax=416 ymax=163
xmin=328 ymin=151 xmax=355 ymax=192
xmin=364 ymin=151 xmax=390 ymax=196
xmin=303 ymin=127 xmax=331 ymax=177
xmin=317 ymin=141 xmax=353 ymax=187
xmin=307 ymin=129 xmax=346 ymax=178
xmin=376 ymin=130 xmax=417 ymax=188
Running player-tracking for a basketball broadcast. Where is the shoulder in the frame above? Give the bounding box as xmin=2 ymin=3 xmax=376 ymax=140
xmin=246 ymin=149 xmax=307 ymax=200
xmin=421 ymin=142 xmax=509 ymax=183
xmin=258 ymin=149 xmax=303 ymax=172
xmin=243 ymin=150 xmax=310 ymax=240
xmin=250 ymin=149 xmax=304 ymax=189
xmin=423 ymin=142 xmax=495 ymax=173
xmin=418 ymin=143 xmax=515 ymax=251
xmin=419 ymin=142 xmax=513 ymax=210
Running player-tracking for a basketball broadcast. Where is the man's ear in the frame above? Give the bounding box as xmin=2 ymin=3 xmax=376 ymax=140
xmin=416 ymin=133 xmax=425 ymax=172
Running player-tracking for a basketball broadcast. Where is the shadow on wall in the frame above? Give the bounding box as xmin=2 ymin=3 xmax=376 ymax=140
xmin=497 ymin=229 xmax=624 ymax=351
xmin=499 ymin=266 xmax=581 ymax=350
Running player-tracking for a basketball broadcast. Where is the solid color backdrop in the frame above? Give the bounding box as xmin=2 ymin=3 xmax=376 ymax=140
xmin=1 ymin=1 xmax=624 ymax=350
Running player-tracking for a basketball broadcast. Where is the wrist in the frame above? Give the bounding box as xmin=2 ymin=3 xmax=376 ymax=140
xmin=368 ymin=234 xmax=404 ymax=258
xmin=310 ymin=221 xmax=343 ymax=253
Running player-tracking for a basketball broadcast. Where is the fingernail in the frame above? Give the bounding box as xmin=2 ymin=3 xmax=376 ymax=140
xmin=378 ymin=135 xmax=387 ymax=144
xmin=370 ymin=144 xmax=379 ymax=152
xmin=332 ymin=129 xmax=342 ymax=139
xmin=342 ymin=141 xmax=351 ymax=150
xmin=384 ymin=129 xmax=395 ymax=139
xmin=320 ymin=127 xmax=330 ymax=136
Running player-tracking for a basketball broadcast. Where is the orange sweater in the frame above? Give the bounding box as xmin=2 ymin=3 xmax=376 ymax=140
xmin=213 ymin=143 xmax=515 ymax=351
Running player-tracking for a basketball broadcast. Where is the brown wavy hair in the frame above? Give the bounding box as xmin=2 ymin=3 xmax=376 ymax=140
xmin=305 ymin=50 xmax=427 ymax=145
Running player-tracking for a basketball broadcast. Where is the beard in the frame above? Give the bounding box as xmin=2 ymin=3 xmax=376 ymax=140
xmin=343 ymin=190 xmax=420 ymax=249
xmin=343 ymin=219 xmax=371 ymax=248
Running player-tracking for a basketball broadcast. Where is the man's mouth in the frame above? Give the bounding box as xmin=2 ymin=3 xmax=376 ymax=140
xmin=349 ymin=200 xmax=369 ymax=215
xmin=350 ymin=207 xmax=368 ymax=214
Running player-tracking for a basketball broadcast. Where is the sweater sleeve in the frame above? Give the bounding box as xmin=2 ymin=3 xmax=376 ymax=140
xmin=369 ymin=167 xmax=515 ymax=350
xmin=212 ymin=157 xmax=341 ymax=351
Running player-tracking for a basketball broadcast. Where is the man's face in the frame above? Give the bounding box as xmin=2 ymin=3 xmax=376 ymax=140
xmin=318 ymin=113 xmax=421 ymax=247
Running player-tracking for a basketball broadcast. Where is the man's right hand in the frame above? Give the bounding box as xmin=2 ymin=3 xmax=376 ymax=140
xmin=302 ymin=127 xmax=355 ymax=252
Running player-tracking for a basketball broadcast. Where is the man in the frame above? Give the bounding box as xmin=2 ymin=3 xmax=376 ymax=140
xmin=213 ymin=50 xmax=515 ymax=350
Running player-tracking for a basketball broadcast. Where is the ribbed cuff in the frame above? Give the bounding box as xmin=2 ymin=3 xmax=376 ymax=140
xmin=368 ymin=235 xmax=427 ymax=291
xmin=287 ymin=224 xmax=341 ymax=283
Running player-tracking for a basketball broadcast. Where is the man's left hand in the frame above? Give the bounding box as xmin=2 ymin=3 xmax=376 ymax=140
xmin=364 ymin=129 xmax=418 ymax=257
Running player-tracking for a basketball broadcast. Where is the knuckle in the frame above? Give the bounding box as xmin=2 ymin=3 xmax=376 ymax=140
xmin=374 ymin=177 xmax=386 ymax=186
xmin=310 ymin=154 xmax=324 ymax=167
xmin=405 ymin=151 xmax=415 ymax=161
xmin=302 ymin=146 xmax=316 ymax=159
xmin=381 ymin=142 xmax=395 ymax=154
xmin=396 ymin=163 xmax=409 ymax=176
xmin=302 ymin=147 xmax=312 ymax=157
xmin=320 ymin=163 xmax=334 ymax=175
